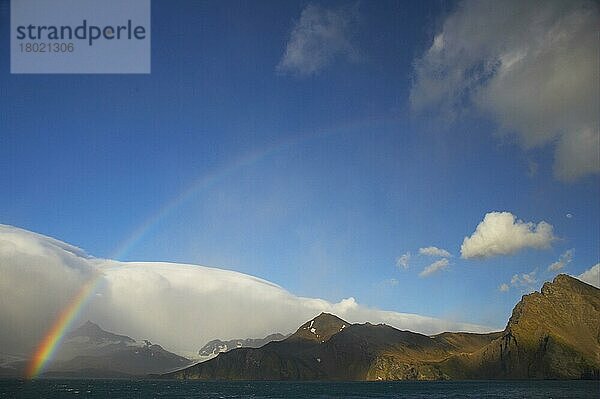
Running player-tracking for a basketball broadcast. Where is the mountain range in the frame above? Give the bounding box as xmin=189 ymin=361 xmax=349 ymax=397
xmin=0 ymin=322 xmax=192 ymax=378
xmin=198 ymin=333 xmax=288 ymax=360
xmin=166 ymin=274 xmax=600 ymax=380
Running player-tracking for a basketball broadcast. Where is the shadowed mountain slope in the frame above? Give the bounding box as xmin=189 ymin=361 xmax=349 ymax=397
xmin=46 ymin=322 xmax=192 ymax=377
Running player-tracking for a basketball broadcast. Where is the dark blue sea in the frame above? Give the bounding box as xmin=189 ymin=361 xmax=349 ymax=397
xmin=0 ymin=379 xmax=598 ymax=398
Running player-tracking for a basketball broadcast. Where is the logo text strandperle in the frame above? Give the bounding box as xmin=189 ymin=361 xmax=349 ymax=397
xmin=15 ymin=20 xmax=147 ymax=46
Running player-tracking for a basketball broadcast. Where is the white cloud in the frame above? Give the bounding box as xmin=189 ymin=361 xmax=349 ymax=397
xmin=500 ymin=270 xmax=539 ymax=293
xmin=547 ymin=249 xmax=573 ymax=271
xmin=396 ymin=252 xmax=410 ymax=269
xmin=510 ymin=271 xmax=537 ymax=288
xmin=461 ymin=212 xmax=555 ymax=259
xmin=419 ymin=246 xmax=452 ymax=258
xmin=410 ymin=0 xmax=600 ymax=181
xmin=277 ymin=3 xmax=359 ymax=76
xmin=554 ymin=127 xmax=600 ymax=181
xmin=0 ymin=226 xmax=95 ymax=357
xmin=0 ymin=225 xmax=491 ymax=358
xmin=419 ymin=258 xmax=449 ymax=278
xmin=576 ymin=263 xmax=600 ymax=288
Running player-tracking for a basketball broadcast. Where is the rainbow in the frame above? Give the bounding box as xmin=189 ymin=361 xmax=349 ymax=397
xmin=24 ymin=115 xmax=388 ymax=378
xmin=23 ymin=142 xmax=290 ymax=378
xmin=109 ymin=140 xmax=287 ymax=260
xmin=24 ymin=139 xmax=297 ymax=378
xmin=25 ymin=275 xmax=100 ymax=378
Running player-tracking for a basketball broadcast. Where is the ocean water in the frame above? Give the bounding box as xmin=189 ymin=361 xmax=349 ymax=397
xmin=0 ymin=379 xmax=598 ymax=398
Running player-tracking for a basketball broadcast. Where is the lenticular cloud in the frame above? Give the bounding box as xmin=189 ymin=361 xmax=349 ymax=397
xmin=0 ymin=224 xmax=491 ymax=358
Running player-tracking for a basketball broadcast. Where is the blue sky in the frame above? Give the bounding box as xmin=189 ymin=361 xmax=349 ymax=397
xmin=1 ymin=0 xmax=598 ymax=330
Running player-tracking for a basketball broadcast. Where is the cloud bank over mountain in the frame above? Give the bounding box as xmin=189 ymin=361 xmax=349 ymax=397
xmin=0 ymin=225 xmax=492 ymax=358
